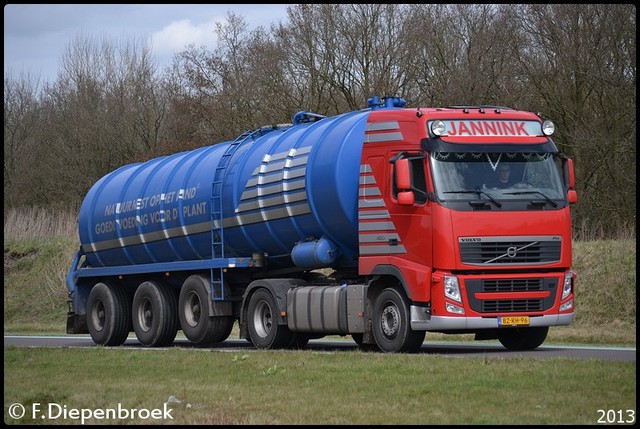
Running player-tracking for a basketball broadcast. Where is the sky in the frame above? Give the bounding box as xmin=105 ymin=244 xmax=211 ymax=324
xmin=4 ymin=4 xmax=292 ymax=83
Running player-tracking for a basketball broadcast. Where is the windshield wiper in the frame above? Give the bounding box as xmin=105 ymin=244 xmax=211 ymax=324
xmin=504 ymin=191 xmax=558 ymax=207
xmin=443 ymin=190 xmax=502 ymax=208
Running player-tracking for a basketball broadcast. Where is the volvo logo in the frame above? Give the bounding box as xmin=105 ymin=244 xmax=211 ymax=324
xmin=485 ymin=242 xmax=537 ymax=263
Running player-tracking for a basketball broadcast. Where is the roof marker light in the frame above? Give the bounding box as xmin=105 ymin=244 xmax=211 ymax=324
xmin=542 ymin=120 xmax=555 ymax=136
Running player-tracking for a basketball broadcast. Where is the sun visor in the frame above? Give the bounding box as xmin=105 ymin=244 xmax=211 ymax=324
xmin=421 ymin=138 xmax=558 ymax=153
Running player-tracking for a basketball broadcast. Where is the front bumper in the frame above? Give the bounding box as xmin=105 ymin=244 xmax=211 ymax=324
xmin=410 ymin=305 xmax=574 ymax=331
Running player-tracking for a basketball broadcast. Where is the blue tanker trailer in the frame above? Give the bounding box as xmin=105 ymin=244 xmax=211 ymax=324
xmin=67 ymin=96 xmax=578 ymax=353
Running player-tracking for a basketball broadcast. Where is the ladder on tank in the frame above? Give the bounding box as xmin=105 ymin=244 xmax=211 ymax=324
xmin=210 ymin=129 xmax=256 ymax=301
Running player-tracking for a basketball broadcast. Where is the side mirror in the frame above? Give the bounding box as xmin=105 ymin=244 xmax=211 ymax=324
xmin=396 ymin=158 xmax=412 ymax=190
xmin=564 ymin=157 xmax=578 ymax=204
xmin=398 ymin=191 xmax=415 ymax=206
xmin=395 ymin=158 xmax=415 ymax=206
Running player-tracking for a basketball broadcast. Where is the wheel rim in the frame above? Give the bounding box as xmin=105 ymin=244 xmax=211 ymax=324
xmin=91 ymin=300 xmax=106 ymax=332
xmin=136 ymin=298 xmax=153 ymax=332
xmin=252 ymin=300 xmax=272 ymax=339
xmin=183 ymin=291 xmax=201 ymax=328
xmin=381 ymin=301 xmax=400 ymax=338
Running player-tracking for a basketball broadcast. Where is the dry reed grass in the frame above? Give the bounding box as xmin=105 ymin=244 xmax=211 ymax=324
xmin=4 ymin=207 xmax=77 ymax=240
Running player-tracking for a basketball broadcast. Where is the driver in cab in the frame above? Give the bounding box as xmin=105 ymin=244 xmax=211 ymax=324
xmin=495 ymin=164 xmax=512 ymax=188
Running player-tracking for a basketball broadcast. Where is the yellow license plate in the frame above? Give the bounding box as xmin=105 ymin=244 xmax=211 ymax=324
xmin=499 ymin=316 xmax=530 ymax=326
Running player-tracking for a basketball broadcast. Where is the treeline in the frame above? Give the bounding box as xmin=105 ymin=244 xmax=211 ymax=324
xmin=4 ymin=4 xmax=636 ymax=239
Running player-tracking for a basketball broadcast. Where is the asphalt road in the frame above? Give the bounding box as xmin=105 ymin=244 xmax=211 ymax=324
xmin=4 ymin=335 xmax=636 ymax=361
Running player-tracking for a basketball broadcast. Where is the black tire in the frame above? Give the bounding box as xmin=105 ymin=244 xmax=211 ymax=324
xmin=498 ymin=326 xmax=549 ymax=351
xmin=178 ymin=275 xmax=234 ymax=345
xmin=372 ymin=288 xmax=425 ymax=353
xmin=86 ymin=281 xmax=131 ymax=346
xmin=247 ymin=288 xmax=294 ymax=349
xmin=132 ymin=280 xmax=178 ymax=347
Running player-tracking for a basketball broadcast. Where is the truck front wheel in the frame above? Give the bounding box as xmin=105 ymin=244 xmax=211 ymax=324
xmin=247 ymin=289 xmax=294 ymax=349
xmin=372 ymin=288 xmax=425 ymax=353
xmin=86 ymin=282 xmax=131 ymax=346
xmin=498 ymin=326 xmax=549 ymax=350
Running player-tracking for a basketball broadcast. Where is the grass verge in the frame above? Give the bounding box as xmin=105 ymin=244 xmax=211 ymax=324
xmin=4 ymin=346 xmax=636 ymax=425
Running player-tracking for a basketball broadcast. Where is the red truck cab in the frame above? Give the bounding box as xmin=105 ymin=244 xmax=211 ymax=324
xmin=358 ymin=104 xmax=577 ymax=350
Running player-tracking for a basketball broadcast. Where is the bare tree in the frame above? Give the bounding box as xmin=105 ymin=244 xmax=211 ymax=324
xmin=509 ymin=4 xmax=636 ymax=237
xmin=272 ymin=4 xmax=346 ymax=113
xmin=166 ymin=11 xmax=293 ymax=145
xmin=274 ymin=4 xmax=414 ymax=112
xmin=37 ymin=32 xmax=168 ymax=206
xmin=401 ymin=4 xmax=524 ymax=107
xmin=3 ymin=72 xmax=43 ymax=208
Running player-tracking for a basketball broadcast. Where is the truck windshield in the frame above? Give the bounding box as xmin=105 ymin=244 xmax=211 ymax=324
xmin=430 ymin=152 xmax=565 ymax=202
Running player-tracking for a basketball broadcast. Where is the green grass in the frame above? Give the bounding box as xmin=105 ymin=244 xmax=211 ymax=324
xmin=3 ymin=346 xmax=636 ymax=425
xmin=4 ymin=237 xmax=75 ymax=333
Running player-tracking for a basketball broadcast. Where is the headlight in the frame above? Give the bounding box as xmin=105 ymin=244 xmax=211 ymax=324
xmin=542 ymin=120 xmax=555 ymax=136
xmin=431 ymin=120 xmax=446 ymax=136
xmin=561 ymin=272 xmax=573 ymax=300
xmin=559 ymin=299 xmax=573 ymax=311
xmin=446 ymin=302 xmax=465 ymax=314
xmin=444 ymin=275 xmax=461 ymax=302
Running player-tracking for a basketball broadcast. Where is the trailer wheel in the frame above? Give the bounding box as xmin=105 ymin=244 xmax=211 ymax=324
xmin=372 ymin=288 xmax=425 ymax=353
xmin=247 ymin=288 xmax=294 ymax=349
xmin=179 ymin=275 xmax=234 ymax=345
xmin=86 ymin=282 xmax=131 ymax=346
xmin=498 ymin=326 xmax=549 ymax=351
xmin=132 ymin=280 xmax=178 ymax=347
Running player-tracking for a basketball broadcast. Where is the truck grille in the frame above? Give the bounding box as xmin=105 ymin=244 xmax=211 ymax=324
xmin=466 ymin=277 xmax=558 ymax=313
xmin=459 ymin=236 xmax=561 ymax=265
xmin=481 ymin=299 xmax=543 ymax=312
xmin=483 ymin=278 xmax=543 ymax=292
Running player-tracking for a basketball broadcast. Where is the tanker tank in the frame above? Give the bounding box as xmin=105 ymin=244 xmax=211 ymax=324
xmin=78 ymin=108 xmax=372 ymax=271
